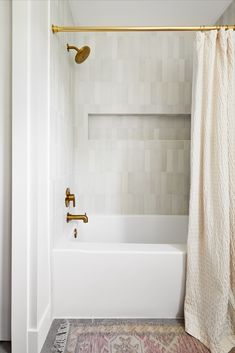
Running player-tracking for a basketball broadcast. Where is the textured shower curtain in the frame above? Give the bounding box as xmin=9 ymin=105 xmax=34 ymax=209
xmin=184 ymin=30 xmax=235 ymax=353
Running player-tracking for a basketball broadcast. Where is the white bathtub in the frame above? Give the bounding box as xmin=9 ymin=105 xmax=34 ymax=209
xmin=53 ymin=215 xmax=188 ymax=319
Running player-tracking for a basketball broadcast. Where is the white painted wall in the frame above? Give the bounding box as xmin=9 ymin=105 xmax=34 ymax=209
xmin=12 ymin=1 xmax=52 ymax=352
xmin=12 ymin=0 xmax=76 ymax=351
xmin=27 ymin=2 xmax=51 ymax=350
xmin=0 ymin=0 xmax=12 ymax=341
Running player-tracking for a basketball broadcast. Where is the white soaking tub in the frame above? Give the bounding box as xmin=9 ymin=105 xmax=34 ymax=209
xmin=53 ymin=215 xmax=188 ymax=319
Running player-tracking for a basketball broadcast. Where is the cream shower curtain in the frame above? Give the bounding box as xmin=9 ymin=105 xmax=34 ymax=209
xmin=184 ymin=30 xmax=235 ymax=353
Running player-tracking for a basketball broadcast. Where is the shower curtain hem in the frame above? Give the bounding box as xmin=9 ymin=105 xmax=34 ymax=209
xmin=185 ymin=309 xmax=235 ymax=353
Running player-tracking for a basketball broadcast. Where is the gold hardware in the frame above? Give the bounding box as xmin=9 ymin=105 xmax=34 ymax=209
xmin=52 ymin=24 xmax=235 ymax=34
xmin=67 ymin=43 xmax=91 ymax=64
xmin=52 ymin=24 xmax=59 ymax=33
xmin=65 ymin=188 xmax=76 ymax=207
xmin=67 ymin=212 xmax=88 ymax=223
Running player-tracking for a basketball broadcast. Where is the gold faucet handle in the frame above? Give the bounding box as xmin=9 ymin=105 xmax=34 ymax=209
xmin=65 ymin=187 xmax=76 ymax=207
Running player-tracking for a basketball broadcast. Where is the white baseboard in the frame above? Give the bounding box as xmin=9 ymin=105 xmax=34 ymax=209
xmin=28 ymin=304 xmax=52 ymax=353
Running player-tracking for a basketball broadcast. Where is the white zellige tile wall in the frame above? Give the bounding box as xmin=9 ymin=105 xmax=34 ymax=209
xmin=73 ymin=32 xmax=194 ymax=215
xmin=50 ymin=0 xmax=75 ymax=243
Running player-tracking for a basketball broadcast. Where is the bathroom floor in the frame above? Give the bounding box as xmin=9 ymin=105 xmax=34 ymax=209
xmin=0 ymin=342 xmax=11 ymax=353
xmin=41 ymin=319 xmax=210 ymax=353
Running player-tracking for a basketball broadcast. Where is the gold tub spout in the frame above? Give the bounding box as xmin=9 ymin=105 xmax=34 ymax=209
xmin=67 ymin=212 xmax=88 ymax=223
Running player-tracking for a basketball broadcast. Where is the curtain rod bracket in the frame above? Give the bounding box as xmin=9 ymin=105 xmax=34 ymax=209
xmin=52 ymin=25 xmax=59 ymax=33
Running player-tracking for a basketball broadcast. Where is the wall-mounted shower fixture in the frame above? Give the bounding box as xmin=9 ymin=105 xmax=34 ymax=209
xmin=67 ymin=43 xmax=90 ymax=64
xmin=65 ymin=188 xmax=88 ymax=224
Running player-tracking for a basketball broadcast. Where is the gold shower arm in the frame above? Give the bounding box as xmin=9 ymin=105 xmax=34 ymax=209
xmin=52 ymin=24 xmax=235 ymax=33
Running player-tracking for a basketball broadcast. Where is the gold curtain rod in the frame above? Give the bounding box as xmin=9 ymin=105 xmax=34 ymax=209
xmin=52 ymin=24 xmax=235 ymax=33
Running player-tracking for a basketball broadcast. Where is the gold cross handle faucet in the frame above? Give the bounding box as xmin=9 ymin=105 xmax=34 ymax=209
xmin=65 ymin=188 xmax=76 ymax=207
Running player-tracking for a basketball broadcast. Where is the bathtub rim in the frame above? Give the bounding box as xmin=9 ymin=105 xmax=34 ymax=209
xmin=54 ymin=239 xmax=187 ymax=254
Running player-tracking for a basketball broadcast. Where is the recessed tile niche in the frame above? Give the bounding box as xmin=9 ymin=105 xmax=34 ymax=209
xmin=85 ymin=114 xmax=190 ymax=215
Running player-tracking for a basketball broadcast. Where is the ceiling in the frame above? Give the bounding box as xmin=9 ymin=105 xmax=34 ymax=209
xmin=68 ymin=0 xmax=233 ymax=26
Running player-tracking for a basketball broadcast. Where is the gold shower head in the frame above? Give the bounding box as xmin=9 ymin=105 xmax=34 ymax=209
xmin=67 ymin=43 xmax=90 ymax=64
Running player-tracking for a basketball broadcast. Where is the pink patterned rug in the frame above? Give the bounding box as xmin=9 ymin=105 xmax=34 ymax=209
xmin=50 ymin=320 xmax=210 ymax=353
